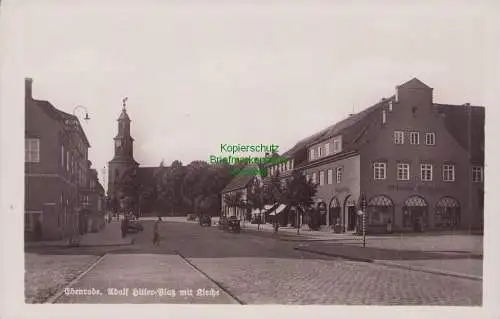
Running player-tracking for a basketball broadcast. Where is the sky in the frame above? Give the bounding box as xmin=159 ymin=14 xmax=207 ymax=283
xmin=3 ymin=0 xmax=498 ymax=188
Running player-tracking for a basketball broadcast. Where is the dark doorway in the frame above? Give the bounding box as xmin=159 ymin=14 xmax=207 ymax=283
xmin=329 ymin=207 xmax=340 ymax=226
xmin=347 ymin=206 xmax=356 ymax=231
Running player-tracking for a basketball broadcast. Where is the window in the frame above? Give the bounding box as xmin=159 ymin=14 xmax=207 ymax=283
xmin=421 ymin=164 xmax=433 ymax=181
xmin=382 ymin=110 xmax=387 ymax=124
xmin=61 ymin=144 xmax=65 ymax=168
xmin=410 ymin=132 xmax=419 ymax=145
xmin=472 ymin=166 xmax=483 ymax=182
xmin=319 ymin=171 xmax=325 ymax=185
xmin=325 ymin=143 xmax=330 ymax=156
xmin=425 ymin=133 xmax=435 ymax=145
xmin=318 ymin=146 xmax=323 ymax=157
xmin=374 ymin=162 xmax=386 ymax=180
xmin=312 ymin=172 xmax=317 ymax=184
xmin=443 ymin=164 xmax=455 ymax=182
xmin=66 ymin=151 xmax=70 ymax=171
xmin=333 ymin=138 xmax=342 ymax=153
xmin=327 ymin=169 xmax=333 ymax=184
xmin=389 ymin=101 xmax=393 ymax=112
xmin=25 ymin=138 xmax=40 ymax=163
xmin=336 ymin=167 xmax=343 ymax=183
xmin=290 ymin=159 xmax=294 ymax=169
xmin=394 ymin=131 xmax=404 ymax=144
xmin=397 ymin=163 xmax=410 ymax=180
xmin=309 ymin=149 xmax=315 ymax=160
xmin=306 ymin=174 xmax=311 ymax=182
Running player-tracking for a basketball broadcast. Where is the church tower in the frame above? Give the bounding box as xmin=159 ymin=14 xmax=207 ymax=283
xmin=107 ymin=98 xmax=139 ymax=200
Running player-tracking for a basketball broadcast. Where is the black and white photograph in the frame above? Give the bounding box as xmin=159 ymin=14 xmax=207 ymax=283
xmin=1 ymin=0 xmax=499 ymax=318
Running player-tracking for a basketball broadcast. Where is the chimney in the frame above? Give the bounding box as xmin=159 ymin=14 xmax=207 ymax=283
xmin=25 ymin=78 xmax=33 ymax=100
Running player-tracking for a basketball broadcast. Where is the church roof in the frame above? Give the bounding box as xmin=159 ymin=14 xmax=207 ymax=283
xmin=118 ymin=108 xmax=130 ymax=121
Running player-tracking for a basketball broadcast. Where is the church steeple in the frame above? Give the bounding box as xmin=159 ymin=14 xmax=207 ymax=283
xmin=108 ymin=97 xmax=139 ymax=198
xmin=113 ymin=97 xmax=135 ymax=160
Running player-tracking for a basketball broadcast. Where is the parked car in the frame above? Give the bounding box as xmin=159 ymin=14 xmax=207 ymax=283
xmin=218 ymin=216 xmax=228 ymax=230
xmin=127 ymin=217 xmax=143 ymax=233
xmin=227 ymin=216 xmax=241 ymax=233
xmin=199 ymin=215 xmax=212 ymax=227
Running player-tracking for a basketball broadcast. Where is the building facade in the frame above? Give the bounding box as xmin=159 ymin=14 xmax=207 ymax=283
xmin=221 ymin=164 xmax=262 ymax=220
xmin=25 ymin=78 xmax=93 ymax=241
xmin=263 ymin=78 xmax=484 ymax=233
xmin=82 ymin=168 xmax=106 ymax=232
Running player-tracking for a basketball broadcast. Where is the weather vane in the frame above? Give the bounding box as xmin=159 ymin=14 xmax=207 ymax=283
xmin=122 ymin=97 xmax=128 ymax=110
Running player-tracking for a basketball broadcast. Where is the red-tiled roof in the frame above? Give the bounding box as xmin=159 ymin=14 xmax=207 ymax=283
xmin=281 ymin=98 xmax=390 ymax=162
xmin=435 ymin=103 xmax=485 ymax=164
xmin=222 ymin=163 xmax=259 ymax=193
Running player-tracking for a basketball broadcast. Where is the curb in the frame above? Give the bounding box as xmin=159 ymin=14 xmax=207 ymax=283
xmin=294 ymin=247 xmax=374 ymax=263
xmin=25 ymin=239 xmax=134 ymax=249
xmin=372 ymin=260 xmax=483 ymax=281
xmin=294 ymin=247 xmax=482 ymax=281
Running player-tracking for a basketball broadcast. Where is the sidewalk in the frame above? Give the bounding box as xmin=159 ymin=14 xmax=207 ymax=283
xmin=241 ymin=220 xmax=483 ymax=280
xmin=25 ymin=221 xmax=133 ymax=248
xmin=295 ymin=242 xmax=483 ymax=280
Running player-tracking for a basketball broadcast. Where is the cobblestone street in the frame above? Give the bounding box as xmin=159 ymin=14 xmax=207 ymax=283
xmin=26 ymin=220 xmax=482 ymax=305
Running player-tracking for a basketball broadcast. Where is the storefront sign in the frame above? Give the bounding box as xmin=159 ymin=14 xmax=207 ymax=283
xmin=387 ymin=185 xmax=444 ymax=192
xmin=334 ymin=187 xmax=350 ymax=193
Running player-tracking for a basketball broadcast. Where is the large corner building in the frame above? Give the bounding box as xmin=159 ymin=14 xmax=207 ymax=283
xmin=261 ymin=78 xmax=484 ymax=233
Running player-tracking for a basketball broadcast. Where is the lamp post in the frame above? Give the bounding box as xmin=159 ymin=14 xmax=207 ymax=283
xmin=360 ymin=192 xmax=367 ymax=248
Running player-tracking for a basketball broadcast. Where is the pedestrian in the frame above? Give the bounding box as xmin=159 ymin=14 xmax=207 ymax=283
xmin=121 ymin=216 xmax=127 ymax=238
xmin=152 ymin=216 xmax=162 ymax=246
xmin=272 ymin=219 xmax=279 ymax=236
xmin=386 ymin=219 xmax=392 ymax=234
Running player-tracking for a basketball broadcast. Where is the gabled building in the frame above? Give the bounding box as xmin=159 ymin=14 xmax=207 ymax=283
xmin=265 ymin=78 xmax=484 ymax=233
xmin=25 ymin=78 xmax=92 ymax=241
xmin=221 ymin=163 xmax=262 ymax=220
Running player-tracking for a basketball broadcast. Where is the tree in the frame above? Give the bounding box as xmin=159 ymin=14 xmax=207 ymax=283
xmin=280 ymin=170 xmax=318 ymax=234
xmin=180 ymin=161 xmax=215 ymax=216
xmin=116 ymin=166 xmax=140 ymax=212
xmin=247 ymin=178 xmax=265 ymax=229
xmin=155 ymin=160 xmax=186 ymax=216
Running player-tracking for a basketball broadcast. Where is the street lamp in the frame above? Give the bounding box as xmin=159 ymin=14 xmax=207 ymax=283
xmin=64 ymin=105 xmax=90 ymax=126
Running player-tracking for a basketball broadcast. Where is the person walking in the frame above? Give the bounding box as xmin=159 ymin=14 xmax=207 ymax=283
xmin=121 ymin=215 xmax=128 ymax=238
xmin=272 ymin=218 xmax=279 ymax=236
xmin=152 ymin=217 xmax=162 ymax=246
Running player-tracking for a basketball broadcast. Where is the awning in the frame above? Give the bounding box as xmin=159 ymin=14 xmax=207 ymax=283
xmin=268 ymin=204 xmax=286 ymax=216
